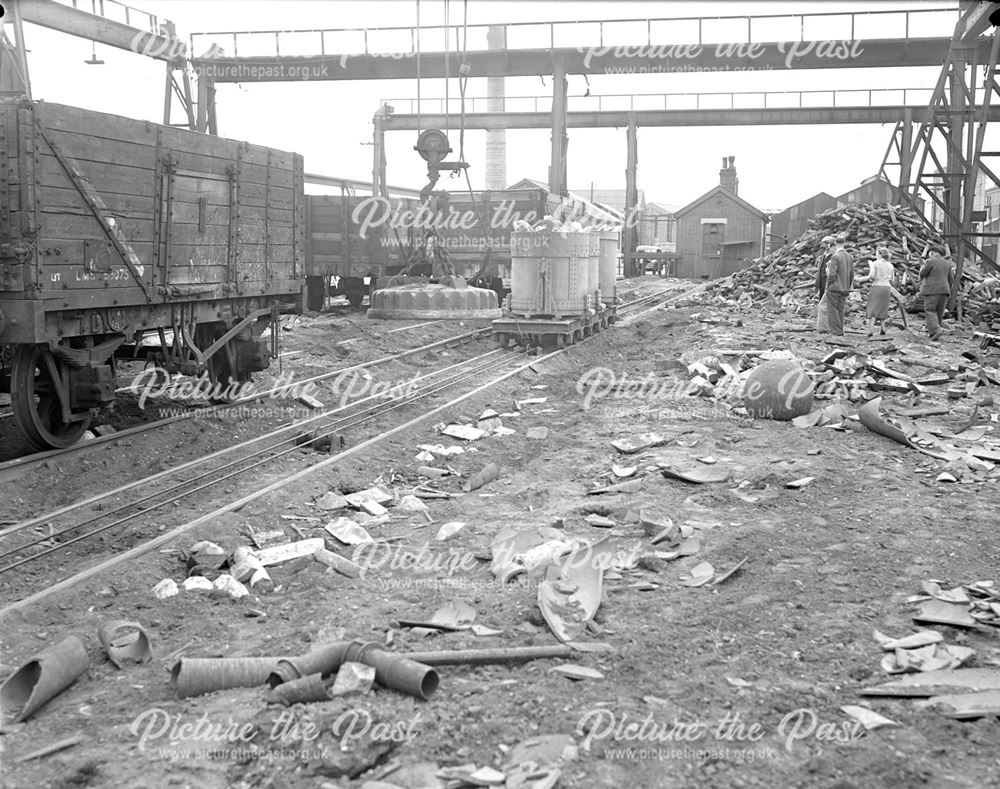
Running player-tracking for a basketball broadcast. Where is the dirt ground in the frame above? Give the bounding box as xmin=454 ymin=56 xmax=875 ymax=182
xmin=2 ymin=277 xmax=1000 ymax=789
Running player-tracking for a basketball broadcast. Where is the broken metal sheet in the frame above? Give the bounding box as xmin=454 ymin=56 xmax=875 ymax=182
xmin=612 ymin=433 xmax=667 ymax=454
xmin=344 ymin=485 xmax=393 ymax=507
xmin=256 ymin=538 xmax=326 ymax=566
xmin=792 ymin=410 xmax=823 ymax=428
xmin=913 ymin=599 xmax=979 ymax=629
xmin=551 ymin=664 xmax=604 ymax=681
xmin=859 ymin=668 xmax=1000 ymax=697
xmin=840 ymin=705 xmax=900 ymax=731
xmin=441 ymin=423 xmax=487 ymax=441
xmin=436 ymin=521 xmax=466 ymax=541
xmin=858 ymin=397 xmax=917 ymax=447
xmin=315 ymin=491 xmax=351 ymax=510
xmin=916 ymin=690 xmax=1000 ymax=719
xmin=679 ymin=561 xmax=715 ymax=587
xmin=358 ymin=500 xmax=389 ymax=517
xmin=589 ymin=478 xmax=644 ymax=495
xmin=873 ymin=629 xmax=944 ymax=651
xmin=921 ymin=581 xmax=970 ymax=604
xmin=785 ymin=476 xmax=815 ymax=489
xmin=397 ymin=495 xmax=429 ymax=512
xmin=537 ymin=539 xmax=614 ymax=642
xmin=325 ymin=518 xmax=374 ymax=546
xmin=585 ymin=514 xmax=616 ymax=528
xmin=659 ymin=464 xmax=730 ymax=484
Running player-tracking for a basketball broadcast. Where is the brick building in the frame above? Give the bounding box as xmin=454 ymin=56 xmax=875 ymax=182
xmin=674 ymin=156 xmax=768 ymax=279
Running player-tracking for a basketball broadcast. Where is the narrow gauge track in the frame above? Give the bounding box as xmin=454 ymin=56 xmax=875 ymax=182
xmin=0 ymin=345 xmax=528 ymax=589
xmin=0 ymin=327 xmax=491 ymax=473
xmin=0 ymin=282 xmax=704 ymax=613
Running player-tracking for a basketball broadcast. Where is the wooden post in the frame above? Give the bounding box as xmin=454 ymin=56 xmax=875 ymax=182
xmin=549 ymin=55 xmax=567 ymax=197
xmin=624 ymin=114 xmax=638 ymax=278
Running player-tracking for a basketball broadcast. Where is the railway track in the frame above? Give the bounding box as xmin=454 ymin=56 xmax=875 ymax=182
xmin=0 ymin=327 xmax=491 ymax=474
xmin=0 ymin=281 xmax=704 ymax=615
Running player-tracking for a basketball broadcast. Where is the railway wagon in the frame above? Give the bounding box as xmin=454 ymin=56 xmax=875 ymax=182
xmin=303 ymin=192 xmax=416 ymax=310
xmin=0 ymin=98 xmax=305 ymax=449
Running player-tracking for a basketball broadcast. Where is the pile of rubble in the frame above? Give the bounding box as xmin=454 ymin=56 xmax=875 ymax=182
xmin=706 ymin=203 xmax=994 ymax=313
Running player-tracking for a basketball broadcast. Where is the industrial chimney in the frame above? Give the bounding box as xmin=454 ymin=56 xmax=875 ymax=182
xmin=485 ymin=25 xmax=507 ymax=190
xmin=720 ymin=155 xmax=738 ymax=194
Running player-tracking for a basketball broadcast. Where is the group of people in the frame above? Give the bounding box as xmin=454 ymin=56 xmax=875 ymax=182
xmin=815 ymin=234 xmax=955 ymax=342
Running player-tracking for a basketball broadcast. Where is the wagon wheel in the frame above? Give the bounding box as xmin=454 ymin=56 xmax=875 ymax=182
xmin=196 ymin=325 xmax=251 ymax=403
xmin=11 ymin=344 xmax=92 ymax=450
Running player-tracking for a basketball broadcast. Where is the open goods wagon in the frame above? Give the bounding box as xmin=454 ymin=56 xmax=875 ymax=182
xmin=0 ymin=98 xmax=305 ymax=449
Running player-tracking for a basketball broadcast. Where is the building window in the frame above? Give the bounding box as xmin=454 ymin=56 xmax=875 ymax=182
xmin=702 ymin=223 xmax=723 ymax=255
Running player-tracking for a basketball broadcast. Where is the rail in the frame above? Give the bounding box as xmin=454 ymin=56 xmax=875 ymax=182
xmin=189 ymin=6 xmax=957 ymax=60
xmin=381 ymin=88 xmax=939 ymax=116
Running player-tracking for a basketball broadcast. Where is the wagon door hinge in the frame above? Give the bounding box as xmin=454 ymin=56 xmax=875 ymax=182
xmin=33 ymin=116 xmax=155 ymax=302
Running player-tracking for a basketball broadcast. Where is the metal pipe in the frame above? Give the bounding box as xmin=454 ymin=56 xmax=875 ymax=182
xmin=171 ymin=656 xmax=287 ymax=699
xmin=345 ymin=642 xmax=439 ymax=701
xmin=1 ymin=637 xmax=90 ymax=722
xmin=403 ymin=645 xmax=574 ymax=665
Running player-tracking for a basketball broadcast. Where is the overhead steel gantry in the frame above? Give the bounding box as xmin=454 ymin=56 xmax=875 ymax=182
xmin=879 ymin=0 xmax=1000 ymax=303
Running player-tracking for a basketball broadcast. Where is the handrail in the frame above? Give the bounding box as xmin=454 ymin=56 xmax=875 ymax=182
xmin=61 ymin=0 xmax=159 ymax=33
xmin=380 ymin=88 xmax=938 ymax=115
xmin=189 ymin=6 xmax=958 ymax=59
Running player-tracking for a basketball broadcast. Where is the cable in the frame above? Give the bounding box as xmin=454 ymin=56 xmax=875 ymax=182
xmin=444 ymin=0 xmax=450 ymax=136
xmin=416 ymin=0 xmax=421 ymax=133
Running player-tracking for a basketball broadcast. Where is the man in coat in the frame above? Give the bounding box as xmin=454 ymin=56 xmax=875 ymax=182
xmin=824 ymin=234 xmax=855 ymax=336
xmin=919 ymin=245 xmax=954 ymax=341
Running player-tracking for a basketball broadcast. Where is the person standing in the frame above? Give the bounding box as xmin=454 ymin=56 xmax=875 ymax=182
xmin=815 ymin=236 xmax=835 ymax=332
xmin=855 ymin=247 xmax=896 ymax=336
xmin=919 ymin=245 xmax=954 ymax=341
xmin=824 ymin=233 xmax=855 ymax=336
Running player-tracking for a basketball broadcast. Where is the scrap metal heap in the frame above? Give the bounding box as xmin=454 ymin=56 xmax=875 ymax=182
xmin=706 ymin=203 xmax=996 ymax=318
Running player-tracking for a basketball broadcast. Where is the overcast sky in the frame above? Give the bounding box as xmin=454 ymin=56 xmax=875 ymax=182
xmin=15 ymin=0 xmax=975 ymax=212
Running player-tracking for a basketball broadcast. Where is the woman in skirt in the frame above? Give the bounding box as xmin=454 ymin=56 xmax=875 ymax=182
xmin=856 ymin=247 xmax=895 ymax=335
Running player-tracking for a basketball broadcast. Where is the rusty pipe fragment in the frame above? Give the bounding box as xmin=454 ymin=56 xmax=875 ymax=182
xmin=344 ymin=641 xmax=439 ymax=701
xmin=171 ymin=656 xmax=287 ymax=699
xmin=270 ymin=673 xmax=330 ymax=706
xmin=267 ymin=642 xmax=352 ymax=688
xmin=1 ymin=636 xmax=90 ymax=723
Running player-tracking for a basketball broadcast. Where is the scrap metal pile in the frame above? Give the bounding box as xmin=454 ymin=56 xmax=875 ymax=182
xmin=705 ymin=203 xmax=995 ymax=314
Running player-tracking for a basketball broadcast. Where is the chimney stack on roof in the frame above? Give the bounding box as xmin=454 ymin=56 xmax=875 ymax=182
xmin=720 ymin=155 xmax=738 ymax=195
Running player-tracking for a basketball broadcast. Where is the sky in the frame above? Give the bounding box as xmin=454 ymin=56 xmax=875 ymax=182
xmin=11 ymin=0 xmax=977 ymax=212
